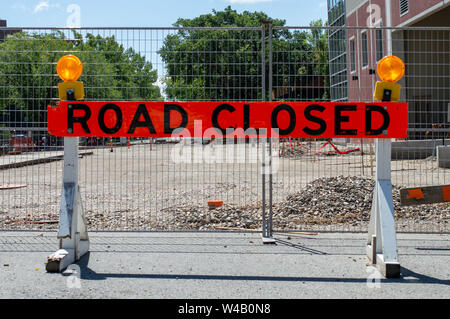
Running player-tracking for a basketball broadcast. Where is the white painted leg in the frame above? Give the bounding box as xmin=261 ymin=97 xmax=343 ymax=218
xmin=46 ymin=137 xmax=89 ymax=272
xmin=366 ymin=139 xmax=400 ymax=278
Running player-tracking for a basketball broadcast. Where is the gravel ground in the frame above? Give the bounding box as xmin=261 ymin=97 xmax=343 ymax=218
xmin=1 ymin=175 xmax=448 ymax=232
xmin=0 ymin=143 xmax=448 ymax=232
xmin=143 ymin=175 xmax=449 ymax=232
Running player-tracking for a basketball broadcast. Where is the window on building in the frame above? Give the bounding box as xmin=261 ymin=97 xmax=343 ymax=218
xmin=400 ymin=0 xmax=409 ymax=16
xmin=350 ymin=38 xmax=356 ymax=72
xmin=376 ymin=29 xmax=383 ymax=61
xmin=361 ymin=31 xmax=368 ymax=67
xmin=327 ymin=0 xmax=348 ymax=102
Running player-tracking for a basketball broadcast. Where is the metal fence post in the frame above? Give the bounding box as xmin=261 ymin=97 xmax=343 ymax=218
xmin=260 ymin=23 xmax=267 ymax=240
xmin=261 ymin=21 xmax=275 ymax=243
xmin=267 ymin=22 xmax=274 ymax=240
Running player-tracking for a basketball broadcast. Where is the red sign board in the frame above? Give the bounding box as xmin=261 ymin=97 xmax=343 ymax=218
xmin=47 ymin=101 xmax=408 ymax=138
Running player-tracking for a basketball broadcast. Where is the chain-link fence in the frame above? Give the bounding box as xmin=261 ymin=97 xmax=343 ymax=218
xmin=0 ymin=25 xmax=448 ymax=233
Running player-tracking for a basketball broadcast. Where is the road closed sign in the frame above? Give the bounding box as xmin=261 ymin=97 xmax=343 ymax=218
xmin=47 ymin=101 xmax=408 ymax=138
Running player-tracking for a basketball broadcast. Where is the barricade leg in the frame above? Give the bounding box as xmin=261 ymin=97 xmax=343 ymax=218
xmin=46 ymin=137 xmax=89 ymax=272
xmin=366 ymin=139 xmax=400 ymax=278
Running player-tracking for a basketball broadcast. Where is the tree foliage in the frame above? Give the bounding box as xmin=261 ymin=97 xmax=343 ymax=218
xmin=0 ymin=31 xmax=161 ymax=128
xmin=159 ymin=6 xmax=329 ymax=101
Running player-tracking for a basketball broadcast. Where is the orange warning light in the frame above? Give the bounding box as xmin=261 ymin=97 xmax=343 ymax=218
xmin=377 ymin=56 xmax=405 ymax=83
xmin=57 ymin=55 xmax=83 ymax=82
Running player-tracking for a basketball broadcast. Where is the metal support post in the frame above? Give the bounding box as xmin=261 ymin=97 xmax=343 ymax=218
xmin=367 ymin=36 xmax=403 ymax=277
xmin=267 ymin=22 xmax=274 ymax=242
xmin=261 ymin=136 xmax=267 ymax=238
xmin=366 ymin=138 xmax=400 ymax=278
xmin=46 ymin=110 xmax=89 ymax=272
xmin=261 ymin=21 xmax=275 ymax=244
xmin=261 ymin=137 xmax=275 ymax=244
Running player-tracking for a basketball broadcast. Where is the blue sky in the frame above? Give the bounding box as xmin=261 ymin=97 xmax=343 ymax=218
xmin=2 ymin=0 xmax=328 ymax=27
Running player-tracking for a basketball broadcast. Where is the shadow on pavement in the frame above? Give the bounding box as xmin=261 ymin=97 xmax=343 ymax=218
xmin=63 ymin=252 xmax=449 ymax=286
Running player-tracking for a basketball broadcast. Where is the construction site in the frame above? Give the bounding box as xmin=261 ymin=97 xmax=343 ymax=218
xmin=0 ymin=19 xmax=449 ymax=300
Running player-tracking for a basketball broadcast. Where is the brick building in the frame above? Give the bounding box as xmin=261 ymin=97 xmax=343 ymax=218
xmin=328 ymin=0 xmax=450 ymax=137
xmin=0 ymin=20 xmax=22 ymax=41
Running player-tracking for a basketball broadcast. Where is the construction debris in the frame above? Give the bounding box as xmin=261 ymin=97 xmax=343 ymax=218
xmin=1 ymin=176 xmax=447 ymax=231
xmin=0 ymin=184 xmax=27 ymax=190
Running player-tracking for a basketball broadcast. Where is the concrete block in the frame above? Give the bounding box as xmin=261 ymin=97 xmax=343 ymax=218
xmin=391 ymin=139 xmax=450 ymax=160
xmin=437 ymin=145 xmax=450 ymax=168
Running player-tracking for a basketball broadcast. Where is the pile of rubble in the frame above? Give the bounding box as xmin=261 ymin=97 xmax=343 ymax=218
xmin=278 ymin=143 xmax=305 ymax=158
xmin=2 ymin=176 xmax=447 ymax=231
xmin=273 ymin=176 xmax=448 ymax=228
xmin=144 ymin=176 xmax=448 ymax=231
xmin=273 ymin=176 xmax=374 ymax=227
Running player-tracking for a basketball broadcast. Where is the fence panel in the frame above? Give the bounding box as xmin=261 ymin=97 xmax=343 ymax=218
xmin=269 ymin=26 xmax=449 ymax=233
xmin=0 ymin=27 xmax=268 ymax=232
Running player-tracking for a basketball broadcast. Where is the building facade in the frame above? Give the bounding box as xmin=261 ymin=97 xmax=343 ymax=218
xmin=328 ymin=0 xmax=450 ymax=138
xmin=328 ymin=0 xmax=348 ymax=102
xmin=0 ymin=20 xmax=22 ymax=41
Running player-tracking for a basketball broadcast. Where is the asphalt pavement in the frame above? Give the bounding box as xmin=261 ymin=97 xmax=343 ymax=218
xmin=0 ymin=231 xmax=449 ymax=299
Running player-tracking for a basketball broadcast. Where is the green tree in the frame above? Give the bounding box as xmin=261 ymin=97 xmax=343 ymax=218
xmin=159 ymin=6 xmax=283 ymax=101
xmin=309 ymin=19 xmax=330 ymax=100
xmin=0 ymin=30 xmax=161 ymax=129
xmin=272 ymin=19 xmax=329 ymax=101
xmin=0 ymin=32 xmax=74 ymax=126
xmin=78 ymin=33 xmax=161 ymax=101
xmin=159 ymin=6 xmax=329 ymax=101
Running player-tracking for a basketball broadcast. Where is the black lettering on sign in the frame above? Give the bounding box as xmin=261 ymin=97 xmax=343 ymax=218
xmin=98 ymin=103 xmax=123 ymax=134
xmin=243 ymin=104 xmax=250 ymax=130
xmin=303 ymin=104 xmax=326 ymax=135
xmin=271 ymin=104 xmax=296 ymax=136
xmin=212 ymin=103 xmax=236 ymax=135
xmin=335 ymin=104 xmax=357 ymax=135
xmin=67 ymin=104 xmax=92 ymax=134
xmin=243 ymin=104 xmax=260 ymax=135
xmin=164 ymin=104 xmax=188 ymax=134
xmin=365 ymin=105 xmax=390 ymax=135
xmin=127 ymin=104 xmax=156 ymax=134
